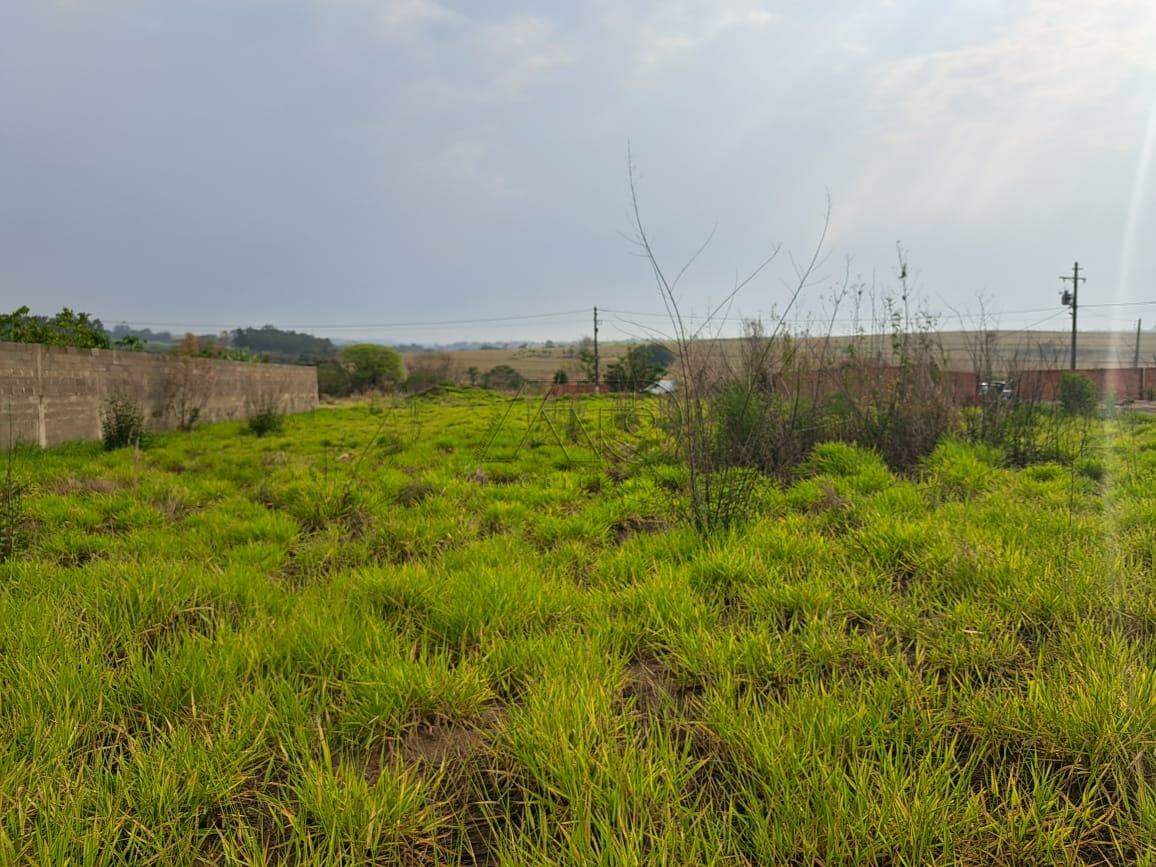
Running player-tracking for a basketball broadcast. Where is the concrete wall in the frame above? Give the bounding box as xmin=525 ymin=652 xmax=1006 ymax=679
xmin=0 ymin=341 xmax=318 ymax=447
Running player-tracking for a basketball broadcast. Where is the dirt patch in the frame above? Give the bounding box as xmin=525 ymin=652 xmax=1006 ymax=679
xmin=621 ymin=656 xmax=702 ymax=718
xmin=153 ymin=494 xmax=195 ymax=520
xmin=365 ymin=708 xmax=505 ymax=778
xmin=401 ymin=720 xmax=489 ymax=766
xmin=106 ymin=602 xmax=235 ymax=668
xmin=357 ymin=709 xmax=505 ymax=865
xmin=52 ymin=476 xmax=122 ymax=496
xmin=608 ymin=515 xmax=667 ymax=545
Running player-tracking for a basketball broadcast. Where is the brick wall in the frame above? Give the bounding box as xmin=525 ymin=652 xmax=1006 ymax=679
xmin=0 ymin=341 xmax=318 ymax=447
xmin=1014 ymin=368 xmax=1156 ymax=402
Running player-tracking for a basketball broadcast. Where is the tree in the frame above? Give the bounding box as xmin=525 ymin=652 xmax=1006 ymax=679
xmin=466 ymin=366 xmax=480 ymax=386
xmin=577 ymin=348 xmax=598 ymax=381
xmin=635 ymin=342 xmax=674 ymax=368
xmin=0 ymin=306 xmax=112 ymax=349
xmin=1059 ymin=372 xmax=1097 ymax=416
xmin=316 ymin=360 xmax=353 ymax=397
xmin=175 ymin=333 xmax=260 ymax=362
xmin=341 ymin=344 xmax=404 ymax=392
xmin=482 ymin=365 xmax=524 ymax=391
xmin=603 ymin=345 xmax=667 ymax=392
xmin=553 ymin=369 xmax=569 ymax=384
xmin=404 ymin=353 xmax=455 ymax=393
xmin=232 ymin=325 xmax=336 ymax=363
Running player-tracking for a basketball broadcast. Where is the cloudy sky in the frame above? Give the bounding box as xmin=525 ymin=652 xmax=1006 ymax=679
xmin=2 ymin=0 xmax=1155 ymax=342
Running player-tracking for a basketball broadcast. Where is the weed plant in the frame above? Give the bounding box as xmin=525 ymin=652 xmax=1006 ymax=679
xmin=246 ymin=396 xmax=286 ymax=438
xmin=100 ymin=393 xmax=146 ymax=450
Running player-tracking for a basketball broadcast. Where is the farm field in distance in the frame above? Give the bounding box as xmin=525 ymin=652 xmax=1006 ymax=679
xmin=3 ymin=393 xmax=1155 ymax=864
xmin=404 ymin=328 xmax=1156 ymax=383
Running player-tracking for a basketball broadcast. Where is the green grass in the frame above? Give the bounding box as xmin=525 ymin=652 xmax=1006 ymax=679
xmin=1 ymin=395 xmax=1154 ymax=864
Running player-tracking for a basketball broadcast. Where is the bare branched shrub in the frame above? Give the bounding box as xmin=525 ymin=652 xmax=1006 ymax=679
xmin=164 ymin=358 xmax=213 ymax=431
xmin=626 ymin=153 xmax=826 ymax=532
xmin=819 ymin=258 xmax=956 ymax=470
xmin=405 ymin=353 xmax=457 ymax=393
xmin=957 ymin=325 xmax=1082 ymax=468
xmin=627 ymin=159 xmax=959 ymax=534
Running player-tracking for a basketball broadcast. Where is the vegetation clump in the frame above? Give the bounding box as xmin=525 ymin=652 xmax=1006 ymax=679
xmin=99 ymin=393 xmax=146 ymax=450
xmin=1 ymin=305 xmax=141 ymax=350
xmin=1059 ymin=371 xmax=1098 ymax=416
xmin=481 ymin=364 xmax=524 ymax=391
xmin=342 ymin=343 xmax=405 ymax=393
xmin=0 ymin=446 xmax=26 ymax=562
xmin=246 ymin=396 xmax=286 ymax=437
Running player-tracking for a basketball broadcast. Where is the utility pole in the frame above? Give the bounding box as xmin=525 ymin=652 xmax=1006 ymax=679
xmin=1134 ymin=319 xmax=1142 ymax=369
xmin=592 ymin=306 xmax=600 ymax=390
xmin=1059 ymin=261 xmax=1084 ymax=370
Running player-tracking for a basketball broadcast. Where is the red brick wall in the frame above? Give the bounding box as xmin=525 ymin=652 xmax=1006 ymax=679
xmin=1014 ymin=368 xmax=1155 ymax=402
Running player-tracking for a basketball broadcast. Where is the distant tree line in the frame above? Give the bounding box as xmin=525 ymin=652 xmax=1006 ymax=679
xmin=3 ymin=306 xmax=673 ymax=397
xmin=2 ymin=307 xmax=138 ymax=350
xmin=230 ymin=326 xmax=336 ymax=363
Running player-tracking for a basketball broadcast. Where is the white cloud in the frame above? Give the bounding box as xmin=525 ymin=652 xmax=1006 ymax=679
xmin=632 ymin=1 xmax=776 ymax=67
xmin=376 ymin=0 xmax=459 ymax=38
xmin=477 ymin=16 xmax=578 ymax=97
xmin=846 ymin=0 xmax=1156 ymax=226
xmin=417 ymin=135 xmax=525 ymax=200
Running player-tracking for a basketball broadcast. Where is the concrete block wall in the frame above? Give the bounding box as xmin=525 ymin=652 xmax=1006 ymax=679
xmin=0 ymin=341 xmax=318 ymax=447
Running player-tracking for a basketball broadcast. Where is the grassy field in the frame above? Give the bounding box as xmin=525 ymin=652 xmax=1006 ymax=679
xmin=3 ymin=394 xmax=1155 ymax=864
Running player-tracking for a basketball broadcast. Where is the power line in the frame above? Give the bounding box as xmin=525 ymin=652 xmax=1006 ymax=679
xmin=605 ymin=299 xmax=1156 ymax=328
xmin=102 ymin=298 xmax=1156 ymax=335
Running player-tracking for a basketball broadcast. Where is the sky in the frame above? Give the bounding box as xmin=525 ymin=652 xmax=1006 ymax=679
xmin=2 ymin=0 xmax=1155 ymax=344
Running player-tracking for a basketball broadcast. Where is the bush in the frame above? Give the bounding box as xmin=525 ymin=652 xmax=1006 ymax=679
xmin=604 ymin=344 xmax=667 ymax=392
xmin=246 ymin=396 xmax=285 ymax=437
xmin=482 ymin=365 xmax=524 ymax=391
xmin=316 ymin=360 xmax=354 ymax=398
xmin=341 ymin=344 xmax=404 ymax=393
xmin=100 ymin=394 xmax=146 ymax=450
xmin=404 ymin=353 xmax=456 ymax=394
xmin=1059 ymin=372 xmax=1097 ymax=416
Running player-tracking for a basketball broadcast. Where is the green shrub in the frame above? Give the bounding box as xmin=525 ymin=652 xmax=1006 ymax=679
xmin=482 ymin=365 xmax=524 ymax=391
xmin=1059 ymin=372 xmax=1097 ymax=416
xmin=246 ymin=397 xmax=285 ymax=437
xmin=341 ymin=344 xmax=404 ymax=393
xmin=316 ymin=360 xmax=353 ymax=398
xmin=0 ymin=305 xmax=111 ymax=348
xmin=395 ymin=478 xmax=433 ymax=507
xmin=100 ymin=394 xmax=145 ymax=450
xmin=1075 ymin=456 xmax=1106 ymax=482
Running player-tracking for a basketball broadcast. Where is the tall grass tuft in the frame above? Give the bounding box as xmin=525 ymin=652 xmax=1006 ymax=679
xmin=0 ymin=441 xmax=25 ymax=562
